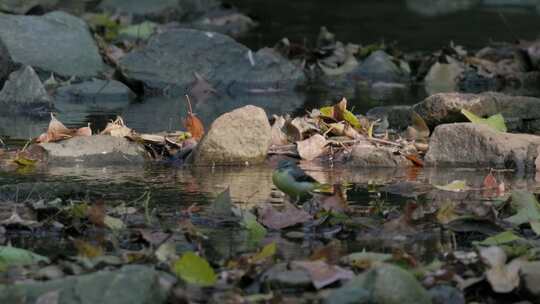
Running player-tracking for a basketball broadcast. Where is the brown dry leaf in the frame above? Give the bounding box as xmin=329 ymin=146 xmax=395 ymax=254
xmin=100 ymin=116 xmax=132 ymax=137
xmin=297 ymin=134 xmax=327 ymax=161
xmin=310 ymin=240 xmax=343 ymax=264
xmin=184 ymin=95 xmax=205 ymax=140
xmin=36 ymin=113 xmax=73 ymax=143
xmin=405 ymin=112 xmax=430 ymax=140
xmin=259 ymin=202 xmax=312 ymax=230
xmin=74 ymin=124 xmax=92 ymax=137
xmin=482 ymin=171 xmax=499 ymax=198
xmin=404 ymin=154 xmax=424 ymax=167
xmin=87 ymin=199 xmax=106 ymax=227
xmin=286 ymin=117 xmax=319 ymax=142
xmin=292 ymin=260 xmax=354 ymax=289
xmin=271 ymin=115 xmax=289 ymax=146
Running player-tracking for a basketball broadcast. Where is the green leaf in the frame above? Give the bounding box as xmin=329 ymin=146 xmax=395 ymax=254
xmin=461 ymin=109 xmax=507 ymax=132
xmin=251 ymin=242 xmax=276 ymax=263
xmin=119 ymin=21 xmax=158 ymax=40
xmin=0 ymin=246 xmax=49 ymax=271
xmin=341 ymin=251 xmax=392 ymax=267
xmin=434 ymin=180 xmax=470 ymax=192
xmin=103 ymin=215 xmax=125 ymax=231
xmin=172 ymin=252 xmax=217 ymax=287
xmin=476 ymin=231 xmax=523 ymax=246
xmin=242 ymin=210 xmax=267 ymax=244
xmin=505 ymin=190 xmax=540 ymax=226
xmin=209 ymin=188 xmax=233 ymax=218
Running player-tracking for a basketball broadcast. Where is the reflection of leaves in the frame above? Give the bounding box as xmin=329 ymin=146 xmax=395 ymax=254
xmin=172 ymin=252 xmax=217 ymax=287
xmin=259 ymin=202 xmax=312 ymax=230
xmin=461 ymin=109 xmax=507 ymax=132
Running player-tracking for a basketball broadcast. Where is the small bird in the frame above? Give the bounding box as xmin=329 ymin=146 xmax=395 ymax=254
xmin=272 ymin=160 xmax=320 ymax=202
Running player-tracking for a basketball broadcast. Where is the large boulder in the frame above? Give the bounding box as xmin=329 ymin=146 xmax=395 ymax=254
xmin=40 ymin=135 xmax=146 ymax=165
xmin=0 ymin=66 xmax=54 ymax=117
xmin=119 ymin=29 xmax=305 ymax=96
xmin=55 ymin=79 xmax=135 ymax=103
xmin=0 ymin=11 xmax=105 ymax=78
xmin=192 ymin=105 xmax=271 ymax=165
xmin=0 ymin=40 xmax=16 ymax=87
xmin=99 ymin=0 xmax=219 ymax=23
xmin=413 ymin=92 xmax=540 ymax=133
xmin=425 ymin=123 xmax=540 ymax=171
xmin=0 ymin=265 xmax=169 ymax=304
xmin=0 ymin=0 xmax=59 ymax=14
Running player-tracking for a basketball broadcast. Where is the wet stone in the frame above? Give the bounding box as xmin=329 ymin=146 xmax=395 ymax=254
xmin=55 ymin=80 xmax=135 ymax=103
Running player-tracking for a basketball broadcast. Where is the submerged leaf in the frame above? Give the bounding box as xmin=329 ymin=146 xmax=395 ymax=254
xmin=0 ymin=246 xmax=49 ymax=270
xmin=477 ymin=231 xmax=523 ymax=246
xmin=461 ymin=109 xmax=507 ymax=132
xmin=172 ymin=252 xmax=217 ymax=286
xmin=259 ymin=202 xmax=312 ymax=230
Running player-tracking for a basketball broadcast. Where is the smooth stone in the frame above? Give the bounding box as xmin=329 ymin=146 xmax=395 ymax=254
xmin=346 ymin=142 xmax=411 ymax=167
xmin=0 ymin=11 xmax=105 ymax=78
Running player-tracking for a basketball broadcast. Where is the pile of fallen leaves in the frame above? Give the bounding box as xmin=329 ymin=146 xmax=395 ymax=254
xmin=269 ymin=97 xmax=430 ymax=166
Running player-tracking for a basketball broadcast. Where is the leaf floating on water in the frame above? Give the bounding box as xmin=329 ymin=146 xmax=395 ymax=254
xmin=172 ymin=252 xmax=217 ymax=287
xmin=184 ymin=95 xmax=205 ymax=140
xmin=434 ymin=180 xmax=470 ymax=192
xmin=461 ymin=109 xmax=507 ymax=132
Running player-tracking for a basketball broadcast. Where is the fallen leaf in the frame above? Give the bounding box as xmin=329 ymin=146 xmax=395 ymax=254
xmin=184 ymin=95 xmax=205 ymax=140
xmin=0 ymin=246 xmax=49 ymax=269
xmin=461 ymin=109 xmax=507 ymax=132
xmin=36 ymin=113 xmax=73 ymax=143
xmin=293 ymin=260 xmax=354 ymax=289
xmin=504 ymin=190 xmax=540 ymax=235
xmin=320 ymin=98 xmax=361 ymax=129
xmin=100 ymin=116 xmax=132 ymax=137
xmin=208 ymin=188 xmax=234 ymax=219
xmin=259 ymin=202 xmax=312 ymax=230
xmin=74 ymin=124 xmax=92 ymax=137
xmin=155 ymin=242 xmax=178 ymax=263
xmin=0 ymin=211 xmax=39 ymax=227
xmin=251 ymin=242 xmax=277 ymax=264
xmin=434 ymin=180 xmax=470 ymax=192
xmin=297 ymin=134 xmax=327 ymax=161
xmin=436 ymin=201 xmax=461 ymax=225
xmin=103 ymin=215 xmax=125 ymax=231
xmin=73 ymin=239 xmax=103 ymax=258
xmin=480 ymin=246 xmax=522 ymax=293
xmin=340 ymin=251 xmax=392 ymax=269
xmin=310 ymin=240 xmax=344 ymax=264
xmin=476 ymin=231 xmax=523 ymax=246
xmin=172 ymin=252 xmax=217 ymax=287
xmin=118 ymin=21 xmax=157 ymax=40
xmin=483 ymin=172 xmax=498 ymax=189
xmin=87 ymin=200 xmax=106 ymax=227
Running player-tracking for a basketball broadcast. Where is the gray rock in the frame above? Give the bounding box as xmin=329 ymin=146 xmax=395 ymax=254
xmin=326 ymin=263 xmax=431 ymax=304
xmin=0 ymin=0 xmax=58 ymax=14
xmin=119 ymin=29 xmax=305 ymax=96
xmin=0 ymin=66 xmax=54 ymax=117
xmin=425 ymin=123 xmax=540 ymax=171
xmin=0 ymin=265 xmax=169 ymax=304
xmin=351 ymin=50 xmax=409 ymax=83
xmin=193 ymin=105 xmax=271 ymax=165
xmin=521 ymin=261 xmax=540 ymax=298
xmin=429 ymin=285 xmax=465 ymax=304
xmin=0 ymin=11 xmax=105 ymax=78
xmin=55 ymin=80 xmax=135 ymax=103
xmin=406 ymin=0 xmax=479 ymax=16
xmin=261 ymin=263 xmax=312 ymax=288
xmin=99 ymin=0 xmax=219 ymax=22
xmin=366 ymin=105 xmax=414 ymax=131
xmin=346 ymin=142 xmax=411 ymax=167
xmin=0 ymin=39 xmax=16 ymax=86
xmin=40 ymin=135 xmax=146 ymax=166
xmin=413 ymin=92 xmax=540 ymax=133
